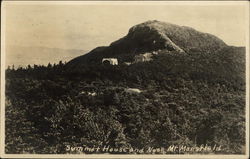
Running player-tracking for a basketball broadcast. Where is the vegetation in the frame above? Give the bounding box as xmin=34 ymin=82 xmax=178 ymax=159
xmin=5 ymin=47 xmax=245 ymax=154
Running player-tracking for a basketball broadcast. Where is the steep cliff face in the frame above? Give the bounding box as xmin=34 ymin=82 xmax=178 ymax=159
xmin=66 ymin=20 xmax=227 ymax=68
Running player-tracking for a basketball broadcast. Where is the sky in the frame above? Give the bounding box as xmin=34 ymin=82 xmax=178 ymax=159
xmin=2 ymin=1 xmax=248 ymax=58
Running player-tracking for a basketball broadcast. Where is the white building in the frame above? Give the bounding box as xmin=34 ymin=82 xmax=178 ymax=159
xmin=102 ymin=58 xmax=118 ymax=65
xmin=134 ymin=53 xmax=153 ymax=63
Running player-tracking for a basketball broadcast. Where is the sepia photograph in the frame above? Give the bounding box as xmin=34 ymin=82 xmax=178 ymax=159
xmin=0 ymin=1 xmax=249 ymax=158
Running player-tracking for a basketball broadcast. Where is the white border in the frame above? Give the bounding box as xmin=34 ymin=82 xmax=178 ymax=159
xmin=245 ymin=2 xmax=249 ymax=159
xmin=0 ymin=1 xmax=249 ymax=5
xmin=1 ymin=1 xmax=249 ymax=159
xmin=1 ymin=1 xmax=6 ymax=157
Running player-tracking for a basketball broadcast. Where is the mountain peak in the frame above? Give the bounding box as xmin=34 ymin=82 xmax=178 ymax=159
xmin=130 ymin=20 xmax=177 ymax=30
xmin=126 ymin=20 xmax=226 ymax=53
xmin=126 ymin=20 xmax=186 ymax=53
xmin=67 ymin=20 xmax=228 ymax=67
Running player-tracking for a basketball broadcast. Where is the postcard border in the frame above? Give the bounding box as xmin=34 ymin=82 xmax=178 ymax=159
xmin=1 ymin=1 xmax=249 ymax=158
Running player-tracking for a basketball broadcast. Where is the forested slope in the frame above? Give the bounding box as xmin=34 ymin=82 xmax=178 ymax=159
xmin=5 ymin=46 xmax=245 ymax=154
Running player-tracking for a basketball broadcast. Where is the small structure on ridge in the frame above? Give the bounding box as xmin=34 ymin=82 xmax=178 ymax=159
xmin=102 ymin=58 xmax=118 ymax=65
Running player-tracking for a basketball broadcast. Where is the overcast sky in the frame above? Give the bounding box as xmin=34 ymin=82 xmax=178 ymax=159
xmin=3 ymin=1 xmax=248 ymax=51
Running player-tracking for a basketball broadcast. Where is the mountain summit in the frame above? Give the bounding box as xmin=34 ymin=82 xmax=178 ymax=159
xmin=67 ymin=20 xmax=227 ymax=67
xmin=113 ymin=20 xmax=226 ymax=52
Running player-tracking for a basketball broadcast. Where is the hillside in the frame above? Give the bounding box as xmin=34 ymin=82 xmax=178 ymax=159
xmin=67 ymin=20 xmax=227 ymax=68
